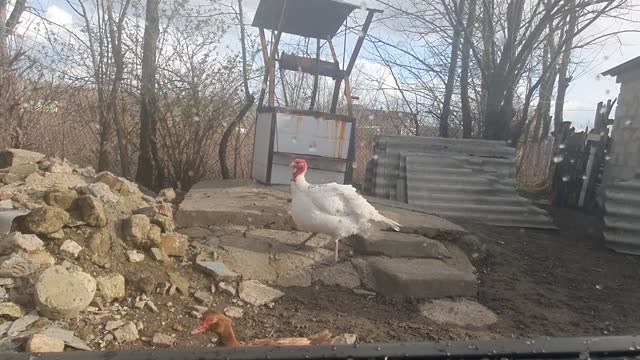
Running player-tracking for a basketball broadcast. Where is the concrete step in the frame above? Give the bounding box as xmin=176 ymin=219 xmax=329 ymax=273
xmin=365 ymin=257 xmax=477 ymax=299
xmin=352 ymin=232 xmax=451 ymax=259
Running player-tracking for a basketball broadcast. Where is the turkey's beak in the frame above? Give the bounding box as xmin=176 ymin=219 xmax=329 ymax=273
xmin=288 ymin=161 xmax=296 ymax=168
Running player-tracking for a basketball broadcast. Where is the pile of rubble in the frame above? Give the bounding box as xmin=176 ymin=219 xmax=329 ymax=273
xmin=0 ymin=149 xmax=292 ymax=352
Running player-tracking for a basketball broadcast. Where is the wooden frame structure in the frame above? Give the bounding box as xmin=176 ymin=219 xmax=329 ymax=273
xmin=250 ymin=0 xmax=381 ymax=185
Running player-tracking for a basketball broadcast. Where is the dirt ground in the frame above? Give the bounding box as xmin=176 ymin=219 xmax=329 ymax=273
xmin=55 ymin=204 xmax=640 ymax=351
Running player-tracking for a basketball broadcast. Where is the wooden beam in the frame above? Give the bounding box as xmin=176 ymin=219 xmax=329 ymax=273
xmin=257 ymin=28 xmax=270 ymax=107
xmin=344 ymin=10 xmax=375 ymax=77
xmin=309 ymin=38 xmax=321 ymax=110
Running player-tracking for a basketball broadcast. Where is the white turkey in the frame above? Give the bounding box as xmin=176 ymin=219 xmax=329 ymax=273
xmin=289 ymin=158 xmax=401 ymax=263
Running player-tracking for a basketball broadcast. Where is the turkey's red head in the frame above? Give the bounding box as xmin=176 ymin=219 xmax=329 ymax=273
xmin=289 ymin=158 xmax=307 ymax=182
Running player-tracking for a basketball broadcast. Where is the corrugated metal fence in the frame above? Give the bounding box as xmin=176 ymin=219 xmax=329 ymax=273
xmin=364 ymin=136 xmax=555 ymax=229
xmin=604 ymin=175 xmax=640 ymax=254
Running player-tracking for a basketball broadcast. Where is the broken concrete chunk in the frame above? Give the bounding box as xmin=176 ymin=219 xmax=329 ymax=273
xmin=86 ymin=183 xmax=119 ymax=203
xmin=76 ymin=195 xmax=107 ymax=227
xmin=60 ymin=240 xmax=82 ymax=258
xmin=146 ymin=301 xmax=159 ymax=313
xmin=87 ymin=229 xmax=111 ymax=267
xmin=113 ymin=322 xmax=139 ymax=343
xmin=105 ymin=320 xmax=125 ymax=331
xmin=218 ymin=282 xmax=237 ymax=296
xmin=224 ymin=306 xmax=243 ymax=318
xmin=167 ymin=271 xmax=189 ymax=295
xmin=159 ymin=233 xmax=187 ymax=257
xmin=0 ymin=149 xmax=45 ymax=168
xmin=150 ymin=248 xmax=170 ymax=262
xmin=148 ymin=224 xmax=162 ymax=246
xmin=41 ymin=326 xmax=92 ymax=351
xmin=152 ymin=332 xmax=175 ymax=347
xmin=95 ymin=172 xmax=140 ymax=195
xmin=126 ymin=250 xmax=144 ymax=263
xmin=0 ymin=232 xmax=44 ymax=254
xmin=238 ymin=280 xmax=284 ymax=306
xmin=47 ymin=229 xmax=65 ymax=240
xmin=419 ymin=299 xmax=498 ymax=327
xmin=44 ymin=187 xmax=77 ymax=211
xmin=34 ymin=265 xmax=96 ymax=319
xmin=7 ymin=311 xmax=39 ymax=336
xmin=195 ymin=261 xmax=239 ymax=282
xmin=96 ymin=273 xmax=125 ymax=302
xmin=0 ymin=302 xmax=25 ymax=319
xmin=193 ymin=291 xmax=213 ymax=304
xmin=331 ymin=333 xmax=357 ymax=345
xmin=313 ymin=262 xmax=361 ymax=289
xmin=0 ymin=251 xmax=45 ymax=277
xmin=22 ymin=206 xmax=70 ymax=235
xmin=158 ymin=188 xmax=176 ymax=202
xmin=122 ymin=214 xmax=151 ymax=248
xmin=26 ymin=333 xmax=65 ymax=352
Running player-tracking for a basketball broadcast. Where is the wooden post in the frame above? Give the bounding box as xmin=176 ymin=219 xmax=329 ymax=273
xmin=267 ymin=0 xmax=287 ymax=107
xmin=309 ymin=38 xmax=321 ymax=110
xmin=257 ymin=28 xmax=270 ymax=107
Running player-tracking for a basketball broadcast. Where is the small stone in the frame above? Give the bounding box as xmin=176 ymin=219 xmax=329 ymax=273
xmin=167 ymin=271 xmax=189 ymax=295
xmin=158 ymin=188 xmax=177 ymax=202
xmin=7 ymin=311 xmax=39 ymax=336
xmin=0 ymin=278 xmax=14 ymax=286
xmin=190 ymin=311 xmax=202 ymax=319
xmin=150 ymin=248 xmax=170 ymax=262
xmin=122 ymin=215 xmax=151 ymax=248
xmin=172 ymin=324 xmax=184 ymax=332
xmin=47 ymin=230 xmax=65 ymax=240
xmin=238 ymin=280 xmax=284 ymax=306
xmin=87 ymin=229 xmax=112 ymax=266
xmin=146 ymin=300 xmax=159 ymax=313
xmin=27 ymin=334 xmax=65 ymax=352
xmin=44 ymin=187 xmax=77 ymax=211
xmin=60 ymin=259 xmax=83 ymax=272
xmin=126 ymin=250 xmax=144 ymax=263
xmin=96 ymin=273 xmax=125 ymax=302
xmin=136 ymin=321 xmax=144 ymax=331
xmin=152 ymin=332 xmax=176 ymax=347
xmin=60 ymin=240 xmax=82 ymax=258
xmin=134 ymin=300 xmax=146 ymax=309
xmin=0 ymin=232 xmax=44 ymax=254
xmin=211 ymin=284 xmax=216 ymax=294
xmin=224 ymin=306 xmax=243 ymax=318
xmin=0 ymin=302 xmax=25 ymax=319
xmin=0 ymin=287 xmax=6 ymax=300
xmin=194 ymin=291 xmax=213 ymax=304
xmin=34 ymin=265 xmax=96 ymax=319
xmin=169 ymin=284 xmax=177 ymax=295
xmin=104 ymin=334 xmax=114 ymax=342
xmin=105 ymin=320 xmax=125 ymax=331
xmin=266 ymin=302 xmax=275 ymax=309
xmin=353 ymin=289 xmax=376 ymax=296
xmin=188 ymin=304 xmax=208 ymax=313
xmin=331 ymin=333 xmax=357 ymax=345
xmin=159 ymin=233 xmax=188 ymax=257
xmin=152 ymin=214 xmax=175 ymax=233
xmin=95 ymin=172 xmax=140 ymax=195
xmin=113 ymin=322 xmax=139 ymax=343
xmin=218 ymin=282 xmax=237 ymax=296
xmin=195 ymin=261 xmax=240 ymax=282
xmin=76 ymin=195 xmax=107 ymax=227
xmin=86 ymin=183 xmax=119 ymax=203
xmin=148 ymin=225 xmax=162 ymax=245
xmin=22 ymin=206 xmax=70 ymax=235
xmin=0 ymin=251 xmax=44 ymax=277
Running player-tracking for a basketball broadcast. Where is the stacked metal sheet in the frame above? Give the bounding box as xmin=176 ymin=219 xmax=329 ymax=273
xmin=604 ymin=175 xmax=640 ymax=254
xmin=364 ymin=136 xmax=555 ymax=229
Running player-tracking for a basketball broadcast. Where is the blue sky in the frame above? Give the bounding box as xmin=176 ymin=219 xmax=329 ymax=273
xmin=21 ymin=0 xmax=640 ymax=131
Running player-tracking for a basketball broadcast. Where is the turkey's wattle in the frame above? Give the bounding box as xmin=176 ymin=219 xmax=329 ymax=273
xmin=289 ymin=158 xmax=401 ymax=263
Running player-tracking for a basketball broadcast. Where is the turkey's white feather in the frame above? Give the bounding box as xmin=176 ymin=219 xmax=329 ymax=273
xmin=290 ymin=174 xmax=400 ymax=239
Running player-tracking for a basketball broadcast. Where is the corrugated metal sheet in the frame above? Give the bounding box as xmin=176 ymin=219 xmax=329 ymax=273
xmin=365 ymin=136 xmax=555 ymax=229
xmin=604 ymin=176 xmax=640 ymax=254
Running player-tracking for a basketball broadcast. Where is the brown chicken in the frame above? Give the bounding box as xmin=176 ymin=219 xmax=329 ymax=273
xmin=191 ymin=310 xmax=333 ymax=347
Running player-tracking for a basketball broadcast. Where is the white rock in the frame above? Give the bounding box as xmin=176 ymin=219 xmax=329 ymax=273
xmin=218 ymin=282 xmax=237 ymax=296
xmin=224 ymin=306 xmax=243 ymax=318
xmin=34 ymin=266 xmax=96 ymax=319
xmin=152 ymin=332 xmax=175 ymax=347
xmin=113 ymin=322 xmax=139 ymax=343
xmin=331 ymin=333 xmax=357 ymax=345
xmin=0 ymin=232 xmax=44 ymax=254
xmin=105 ymin=320 xmax=125 ymax=331
xmin=96 ymin=273 xmax=125 ymax=302
xmin=60 ymin=240 xmax=82 ymax=258
xmin=27 ymin=334 xmax=65 ymax=352
xmin=238 ymin=280 xmax=284 ymax=306
xmin=86 ymin=183 xmax=120 ymax=203
xmin=126 ymin=250 xmax=144 ymax=263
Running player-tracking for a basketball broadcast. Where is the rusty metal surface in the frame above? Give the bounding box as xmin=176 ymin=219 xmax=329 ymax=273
xmin=251 ymin=0 xmax=358 ymax=38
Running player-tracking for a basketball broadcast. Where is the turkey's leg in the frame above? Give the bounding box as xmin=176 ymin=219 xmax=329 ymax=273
xmin=296 ymin=232 xmax=318 ymax=249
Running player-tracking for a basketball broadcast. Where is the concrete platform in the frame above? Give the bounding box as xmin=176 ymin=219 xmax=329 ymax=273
xmin=352 ymin=232 xmax=452 ymax=259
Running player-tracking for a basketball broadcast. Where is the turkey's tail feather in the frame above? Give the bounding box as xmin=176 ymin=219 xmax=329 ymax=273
xmin=374 ymin=213 xmax=401 ymax=231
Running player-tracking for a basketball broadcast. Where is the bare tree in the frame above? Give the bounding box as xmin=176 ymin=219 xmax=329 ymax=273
xmin=136 ymin=0 xmax=163 ymax=189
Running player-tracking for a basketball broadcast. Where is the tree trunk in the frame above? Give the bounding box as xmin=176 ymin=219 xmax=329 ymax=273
xmin=439 ymin=0 xmax=466 ymax=138
xmin=107 ymin=0 xmax=132 ymax=177
xmin=553 ymin=0 xmax=577 ymax=134
xmin=136 ymin=0 xmax=162 ymax=189
xmin=460 ymin=0 xmax=477 ymax=139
